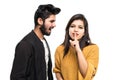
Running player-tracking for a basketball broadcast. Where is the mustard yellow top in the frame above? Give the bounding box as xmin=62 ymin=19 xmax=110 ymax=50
xmin=53 ymin=44 xmax=99 ymax=80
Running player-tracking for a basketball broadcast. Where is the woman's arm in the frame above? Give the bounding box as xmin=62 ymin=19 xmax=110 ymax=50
xmin=76 ymin=48 xmax=88 ymax=78
xmin=55 ymin=73 xmax=63 ymax=80
xmin=70 ymin=35 xmax=88 ymax=78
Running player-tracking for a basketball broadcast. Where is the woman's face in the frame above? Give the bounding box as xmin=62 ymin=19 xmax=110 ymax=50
xmin=69 ymin=20 xmax=85 ymax=40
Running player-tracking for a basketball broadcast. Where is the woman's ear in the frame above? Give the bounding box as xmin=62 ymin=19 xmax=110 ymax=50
xmin=37 ymin=18 xmax=43 ymax=25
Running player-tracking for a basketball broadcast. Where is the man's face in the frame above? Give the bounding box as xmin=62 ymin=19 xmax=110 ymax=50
xmin=40 ymin=15 xmax=56 ymax=36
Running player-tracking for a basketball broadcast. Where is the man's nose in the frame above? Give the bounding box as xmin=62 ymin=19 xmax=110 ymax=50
xmin=52 ymin=23 xmax=56 ymax=28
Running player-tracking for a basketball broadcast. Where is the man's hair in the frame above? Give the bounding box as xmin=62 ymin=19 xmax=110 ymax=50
xmin=34 ymin=4 xmax=61 ymax=26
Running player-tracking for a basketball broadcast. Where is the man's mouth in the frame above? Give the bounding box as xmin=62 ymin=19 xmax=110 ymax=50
xmin=49 ymin=27 xmax=54 ymax=31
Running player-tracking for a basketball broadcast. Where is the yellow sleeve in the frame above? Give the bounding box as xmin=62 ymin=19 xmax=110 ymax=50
xmin=84 ymin=45 xmax=99 ymax=80
xmin=53 ymin=46 xmax=62 ymax=73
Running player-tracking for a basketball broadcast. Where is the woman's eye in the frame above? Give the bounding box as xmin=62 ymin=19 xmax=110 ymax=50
xmin=70 ymin=25 xmax=74 ymax=28
xmin=79 ymin=26 xmax=84 ymax=29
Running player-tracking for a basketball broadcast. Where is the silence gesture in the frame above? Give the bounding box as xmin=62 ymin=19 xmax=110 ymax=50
xmin=69 ymin=33 xmax=82 ymax=52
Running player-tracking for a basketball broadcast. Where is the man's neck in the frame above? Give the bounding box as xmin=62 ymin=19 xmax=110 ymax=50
xmin=33 ymin=27 xmax=44 ymax=40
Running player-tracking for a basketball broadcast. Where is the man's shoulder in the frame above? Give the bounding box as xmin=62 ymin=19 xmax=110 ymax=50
xmin=22 ymin=31 xmax=34 ymax=41
xmin=16 ymin=31 xmax=34 ymax=47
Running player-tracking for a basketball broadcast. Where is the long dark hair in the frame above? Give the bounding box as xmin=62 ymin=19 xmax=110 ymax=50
xmin=62 ymin=14 xmax=92 ymax=56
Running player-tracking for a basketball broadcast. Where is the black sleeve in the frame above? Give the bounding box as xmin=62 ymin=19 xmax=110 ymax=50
xmin=10 ymin=41 xmax=33 ymax=80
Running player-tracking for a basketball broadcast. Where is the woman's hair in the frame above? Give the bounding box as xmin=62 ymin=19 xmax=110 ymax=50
xmin=62 ymin=14 xmax=92 ymax=56
xmin=34 ymin=4 xmax=61 ymax=26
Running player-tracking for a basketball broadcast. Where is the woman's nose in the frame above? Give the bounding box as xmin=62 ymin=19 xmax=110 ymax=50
xmin=74 ymin=27 xmax=78 ymax=31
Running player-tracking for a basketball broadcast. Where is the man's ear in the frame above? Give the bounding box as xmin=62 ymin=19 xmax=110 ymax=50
xmin=37 ymin=18 xmax=43 ymax=25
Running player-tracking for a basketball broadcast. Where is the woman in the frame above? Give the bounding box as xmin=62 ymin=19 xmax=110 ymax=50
xmin=53 ymin=14 xmax=99 ymax=80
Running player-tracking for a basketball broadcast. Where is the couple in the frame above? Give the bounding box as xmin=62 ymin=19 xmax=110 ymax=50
xmin=10 ymin=4 xmax=99 ymax=80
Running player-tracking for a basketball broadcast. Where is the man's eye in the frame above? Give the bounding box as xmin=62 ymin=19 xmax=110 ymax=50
xmin=50 ymin=20 xmax=55 ymax=23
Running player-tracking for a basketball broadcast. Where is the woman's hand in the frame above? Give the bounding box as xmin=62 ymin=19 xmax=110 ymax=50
xmin=69 ymin=33 xmax=81 ymax=52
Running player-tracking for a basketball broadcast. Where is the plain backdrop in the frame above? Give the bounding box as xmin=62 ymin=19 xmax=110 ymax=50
xmin=0 ymin=0 xmax=120 ymax=80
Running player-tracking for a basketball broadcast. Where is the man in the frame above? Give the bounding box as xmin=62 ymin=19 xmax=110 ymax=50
xmin=10 ymin=4 xmax=61 ymax=80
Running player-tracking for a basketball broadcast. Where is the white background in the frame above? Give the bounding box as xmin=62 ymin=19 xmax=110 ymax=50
xmin=0 ymin=0 xmax=120 ymax=80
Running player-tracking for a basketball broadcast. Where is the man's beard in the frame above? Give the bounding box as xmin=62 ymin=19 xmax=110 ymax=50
xmin=39 ymin=23 xmax=51 ymax=36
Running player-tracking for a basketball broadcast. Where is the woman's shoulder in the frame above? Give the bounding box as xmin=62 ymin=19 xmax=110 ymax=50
xmin=56 ymin=44 xmax=64 ymax=50
xmin=84 ymin=44 xmax=99 ymax=50
xmin=83 ymin=44 xmax=99 ymax=56
xmin=55 ymin=45 xmax=64 ymax=56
